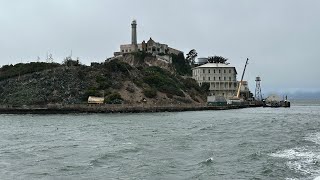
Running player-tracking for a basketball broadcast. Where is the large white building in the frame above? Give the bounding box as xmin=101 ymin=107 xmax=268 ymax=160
xmin=192 ymin=63 xmax=238 ymax=98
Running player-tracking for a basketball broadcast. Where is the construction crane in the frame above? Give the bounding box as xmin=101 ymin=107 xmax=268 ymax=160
xmin=236 ymin=58 xmax=249 ymax=98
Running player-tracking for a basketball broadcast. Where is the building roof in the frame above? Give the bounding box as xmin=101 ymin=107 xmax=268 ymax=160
xmin=193 ymin=63 xmax=235 ymax=68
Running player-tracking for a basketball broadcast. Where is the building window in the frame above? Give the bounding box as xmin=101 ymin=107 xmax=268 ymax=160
xmin=122 ymin=50 xmax=124 ymax=52
xmin=229 ymin=77 xmax=231 ymax=81
xmin=203 ymin=69 xmax=205 ymax=73
xmin=229 ymin=69 xmax=231 ymax=73
xmin=234 ymin=83 xmax=237 ymax=88
xmin=208 ymin=77 xmax=210 ymax=80
xmin=224 ymin=69 xmax=226 ymax=73
xmin=214 ymin=70 xmax=216 ymax=73
xmin=225 ymin=84 xmax=227 ymax=88
xmin=214 ymin=77 xmax=216 ymax=81
xmin=219 ymin=70 xmax=221 ymax=73
xmin=203 ymin=77 xmax=205 ymax=80
xmin=208 ymin=69 xmax=210 ymax=73
xmin=224 ymin=77 xmax=226 ymax=81
xmin=229 ymin=83 xmax=231 ymax=88
xmin=219 ymin=77 xmax=221 ymax=80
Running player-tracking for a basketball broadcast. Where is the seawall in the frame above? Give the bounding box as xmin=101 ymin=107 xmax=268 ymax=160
xmin=0 ymin=104 xmax=255 ymax=114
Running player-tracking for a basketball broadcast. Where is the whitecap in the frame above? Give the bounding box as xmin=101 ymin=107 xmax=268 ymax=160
xmin=270 ymin=147 xmax=320 ymax=176
xmin=270 ymin=148 xmax=315 ymax=160
xmin=305 ymin=132 xmax=320 ymax=145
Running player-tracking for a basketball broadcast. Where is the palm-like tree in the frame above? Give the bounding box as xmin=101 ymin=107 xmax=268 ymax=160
xmin=186 ymin=49 xmax=198 ymax=65
xmin=208 ymin=56 xmax=228 ymax=64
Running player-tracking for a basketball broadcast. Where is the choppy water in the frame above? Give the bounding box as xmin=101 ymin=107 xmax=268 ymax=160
xmin=1 ymin=101 xmax=320 ymax=179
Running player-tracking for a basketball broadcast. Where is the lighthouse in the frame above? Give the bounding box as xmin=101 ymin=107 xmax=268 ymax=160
xmin=131 ymin=20 xmax=138 ymax=51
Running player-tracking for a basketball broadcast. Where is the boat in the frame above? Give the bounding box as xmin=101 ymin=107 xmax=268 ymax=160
xmin=263 ymin=94 xmax=290 ymax=108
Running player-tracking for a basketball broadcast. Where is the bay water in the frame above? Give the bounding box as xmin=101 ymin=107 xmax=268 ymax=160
xmin=1 ymin=100 xmax=320 ymax=179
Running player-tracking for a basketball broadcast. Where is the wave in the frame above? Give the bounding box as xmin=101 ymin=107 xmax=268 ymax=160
xmin=270 ymin=146 xmax=320 ymax=178
xmin=305 ymin=132 xmax=320 ymax=145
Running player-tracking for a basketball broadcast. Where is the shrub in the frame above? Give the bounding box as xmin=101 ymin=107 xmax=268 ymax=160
xmin=143 ymin=88 xmax=157 ymax=98
xmin=182 ymin=78 xmax=200 ymax=91
xmin=171 ymin=53 xmax=192 ymax=76
xmin=142 ymin=66 xmax=184 ymax=96
xmin=200 ymin=82 xmax=210 ymax=93
xmin=104 ymin=60 xmax=132 ymax=74
xmin=96 ymin=75 xmax=111 ymax=90
xmin=105 ymin=92 xmax=123 ymax=104
xmin=82 ymin=88 xmax=102 ymax=101
xmin=0 ymin=62 xmax=61 ymax=81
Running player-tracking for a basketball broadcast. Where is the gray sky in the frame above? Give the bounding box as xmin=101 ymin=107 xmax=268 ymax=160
xmin=1 ymin=0 xmax=320 ymax=94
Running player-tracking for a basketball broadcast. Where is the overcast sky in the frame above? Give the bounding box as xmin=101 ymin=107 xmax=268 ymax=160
xmin=1 ymin=0 xmax=319 ymax=94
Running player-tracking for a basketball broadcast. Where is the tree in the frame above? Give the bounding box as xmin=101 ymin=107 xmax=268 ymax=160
xmin=186 ymin=49 xmax=198 ymax=65
xmin=208 ymin=56 xmax=228 ymax=64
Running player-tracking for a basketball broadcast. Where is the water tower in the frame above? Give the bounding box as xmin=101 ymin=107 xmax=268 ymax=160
xmin=255 ymin=76 xmax=262 ymax=101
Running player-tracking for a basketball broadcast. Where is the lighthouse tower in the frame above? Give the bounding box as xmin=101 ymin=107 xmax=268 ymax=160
xmin=131 ymin=20 xmax=138 ymax=51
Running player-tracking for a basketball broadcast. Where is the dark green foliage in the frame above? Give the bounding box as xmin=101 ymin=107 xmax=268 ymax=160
xmin=143 ymin=88 xmax=157 ymax=98
xmin=0 ymin=62 xmax=61 ymax=81
xmin=200 ymin=82 xmax=210 ymax=93
xmin=96 ymin=75 xmax=111 ymax=89
xmin=142 ymin=66 xmax=184 ymax=97
xmin=105 ymin=92 xmax=123 ymax=104
xmin=133 ymin=78 xmax=143 ymax=87
xmin=186 ymin=49 xmax=198 ymax=65
xmin=208 ymin=56 xmax=228 ymax=63
xmin=181 ymin=78 xmax=200 ymax=91
xmin=104 ymin=60 xmax=132 ymax=74
xmin=77 ymin=69 xmax=87 ymax=80
xmin=82 ymin=88 xmax=102 ymax=101
xmin=133 ymin=51 xmax=152 ymax=62
xmin=171 ymin=53 xmax=192 ymax=75
xmin=63 ymin=59 xmax=80 ymax=66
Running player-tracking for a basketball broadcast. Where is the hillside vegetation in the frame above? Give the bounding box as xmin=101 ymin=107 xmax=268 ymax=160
xmin=0 ymin=54 xmax=206 ymax=106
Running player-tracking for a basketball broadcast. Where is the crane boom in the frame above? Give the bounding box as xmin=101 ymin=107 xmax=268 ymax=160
xmin=236 ymin=58 xmax=249 ymax=98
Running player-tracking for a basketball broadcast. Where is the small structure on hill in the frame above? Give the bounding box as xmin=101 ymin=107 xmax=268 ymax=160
xmin=88 ymin=96 xmax=104 ymax=104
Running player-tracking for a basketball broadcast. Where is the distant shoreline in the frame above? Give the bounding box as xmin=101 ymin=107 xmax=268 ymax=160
xmin=0 ymin=104 xmax=255 ymax=114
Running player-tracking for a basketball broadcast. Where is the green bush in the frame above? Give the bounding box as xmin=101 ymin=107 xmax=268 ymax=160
xmin=105 ymin=92 xmax=123 ymax=104
xmin=182 ymin=78 xmax=200 ymax=91
xmin=96 ymin=75 xmax=111 ymax=90
xmin=171 ymin=53 xmax=192 ymax=75
xmin=142 ymin=66 xmax=184 ymax=97
xmin=82 ymin=88 xmax=102 ymax=101
xmin=143 ymin=88 xmax=157 ymax=98
xmin=104 ymin=60 xmax=132 ymax=74
xmin=200 ymin=82 xmax=210 ymax=93
xmin=0 ymin=62 xmax=61 ymax=81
